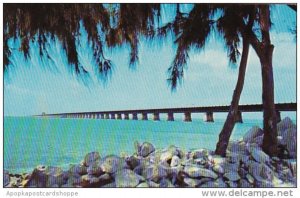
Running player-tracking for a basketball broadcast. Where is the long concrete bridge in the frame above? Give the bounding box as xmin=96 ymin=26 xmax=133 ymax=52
xmin=38 ymin=102 xmax=296 ymax=123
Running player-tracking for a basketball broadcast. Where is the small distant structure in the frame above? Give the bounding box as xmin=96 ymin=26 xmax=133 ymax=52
xmin=42 ymin=112 xmax=46 ymax=116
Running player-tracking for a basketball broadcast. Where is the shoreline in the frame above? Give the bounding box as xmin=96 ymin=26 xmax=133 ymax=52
xmin=4 ymin=117 xmax=297 ymax=188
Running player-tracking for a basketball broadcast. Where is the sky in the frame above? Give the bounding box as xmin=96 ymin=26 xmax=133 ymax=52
xmin=3 ymin=4 xmax=297 ymax=119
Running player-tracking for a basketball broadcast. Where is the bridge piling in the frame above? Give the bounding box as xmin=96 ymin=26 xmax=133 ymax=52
xmin=153 ymin=113 xmax=160 ymax=121
xmin=132 ymin=113 xmax=138 ymax=120
xmin=117 ymin=113 xmax=122 ymax=120
xmin=184 ymin=112 xmax=192 ymax=122
xmin=142 ymin=113 xmax=148 ymax=120
xmin=111 ymin=114 xmax=116 ymax=119
xmin=124 ymin=113 xmax=129 ymax=120
xmin=205 ymin=112 xmax=214 ymax=122
xmin=167 ymin=112 xmax=174 ymax=121
xmin=105 ymin=113 xmax=110 ymax=119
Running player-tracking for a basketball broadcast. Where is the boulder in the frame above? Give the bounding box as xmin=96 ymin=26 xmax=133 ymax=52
xmin=27 ymin=166 xmax=65 ymax=187
xmin=142 ymin=164 xmax=168 ymax=182
xmin=99 ymin=155 xmax=128 ymax=174
xmin=277 ymin=117 xmax=296 ymax=135
xmin=200 ymin=178 xmax=227 ymax=188
xmin=138 ymin=142 xmax=155 ymax=157
xmin=224 ymin=172 xmax=241 ymax=181
xmin=147 ymin=180 xmax=160 ymax=188
xmin=191 ymin=148 xmax=214 ymax=159
xmin=227 ymin=141 xmax=247 ymax=155
xmin=280 ymin=128 xmax=297 ymax=158
xmin=114 ymin=169 xmax=140 ymax=187
xmin=69 ymin=164 xmax=87 ymax=175
xmin=212 ymin=164 xmax=225 ymax=174
xmin=4 ymin=170 xmax=10 ymax=187
xmin=87 ymin=162 xmax=102 ymax=176
xmin=239 ymin=179 xmax=252 ymax=188
xmin=170 ymin=156 xmax=180 ymax=167
xmin=84 ymin=152 xmax=100 ymax=167
xmin=137 ymin=182 xmax=149 ymax=187
xmin=248 ymin=161 xmax=274 ymax=182
xmin=243 ymin=126 xmax=263 ymax=143
xmin=159 ymin=178 xmax=174 ymax=188
xmin=183 ymin=177 xmax=202 ymax=187
xmin=183 ymin=166 xmax=218 ymax=179
xmin=249 ymin=148 xmax=270 ymax=164
xmin=81 ymin=174 xmax=100 ymax=187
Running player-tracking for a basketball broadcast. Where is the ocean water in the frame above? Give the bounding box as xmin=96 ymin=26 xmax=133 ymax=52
xmin=2 ymin=116 xmax=294 ymax=173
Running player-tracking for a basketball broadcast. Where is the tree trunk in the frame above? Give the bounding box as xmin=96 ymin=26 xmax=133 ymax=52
xmin=215 ymin=36 xmax=250 ymax=157
xmin=257 ymin=5 xmax=278 ymax=156
xmin=259 ymin=45 xmax=278 ymax=156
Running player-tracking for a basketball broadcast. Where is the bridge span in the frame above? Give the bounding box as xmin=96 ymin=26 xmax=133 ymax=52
xmin=38 ymin=102 xmax=296 ymax=123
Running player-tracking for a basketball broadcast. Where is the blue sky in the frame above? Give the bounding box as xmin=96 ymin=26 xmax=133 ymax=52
xmin=4 ymin=4 xmax=296 ymax=119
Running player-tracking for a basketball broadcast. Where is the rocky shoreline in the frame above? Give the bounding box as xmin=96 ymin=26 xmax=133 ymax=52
xmin=4 ymin=117 xmax=296 ymax=188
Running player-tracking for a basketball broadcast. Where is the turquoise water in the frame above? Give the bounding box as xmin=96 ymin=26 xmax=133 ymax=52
xmin=2 ymin=116 xmax=289 ymax=173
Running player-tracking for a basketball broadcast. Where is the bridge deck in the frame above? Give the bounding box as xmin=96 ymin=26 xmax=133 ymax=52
xmin=41 ymin=102 xmax=296 ymax=116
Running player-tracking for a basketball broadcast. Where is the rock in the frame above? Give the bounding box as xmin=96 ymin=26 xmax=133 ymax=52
xmin=138 ymin=142 xmax=155 ymax=157
xmin=212 ymin=165 xmax=224 ymax=174
xmin=87 ymin=162 xmax=102 ymax=176
xmin=224 ymin=172 xmax=241 ymax=181
xmin=221 ymin=162 xmax=239 ymax=173
xmin=243 ymin=126 xmax=263 ymax=143
xmin=98 ymin=173 xmax=111 ymax=181
xmin=170 ymin=156 xmax=180 ymax=167
xmin=277 ymin=117 xmax=296 ymax=135
xmin=227 ymin=181 xmax=238 ymax=187
xmin=100 ymin=182 xmax=116 ymax=188
xmin=80 ymin=175 xmax=100 ymax=187
xmin=226 ymin=153 xmax=240 ymax=163
xmin=250 ymin=148 xmax=270 ymax=164
xmin=200 ymin=179 xmax=227 ymax=188
xmin=147 ymin=180 xmax=160 ymax=188
xmin=184 ymin=177 xmax=202 ymax=187
xmin=248 ymin=161 xmax=274 ymax=182
xmin=45 ymin=166 xmax=65 ymax=187
xmin=137 ymin=182 xmax=149 ymax=187
xmin=227 ymin=141 xmax=247 ymax=155
xmin=69 ymin=164 xmax=87 ymax=175
xmin=280 ymin=128 xmax=297 ymax=158
xmin=284 ymin=159 xmax=297 ymax=177
xmin=99 ymin=155 xmax=128 ymax=174
xmin=4 ymin=170 xmax=10 ymax=187
xmin=26 ymin=165 xmax=65 ymax=187
xmin=160 ymin=151 xmax=173 ymax=164
xmin=84 ymin=152 xmax=100 ymax=167
xmin=125 ymin=155 xmax=141 ymax=169
xmin=256 ymin=180 xmax=274 ymax=187
xmin=142 ymin=164 xmax=168 ymax=182
xmin=159 ymin=178 xmax=174 ymax=188
xmin=251 ymin=136 xmax=263 ymax=146
xmin=114 ymin=169 xmax=140 ymax=187
xmin=239 ymin=179 xmax=252 ymax=187
xmin=183 ymin=166 xmax=218 ymax=179
xmin=191 ymin=148 xmax=214 ymax=159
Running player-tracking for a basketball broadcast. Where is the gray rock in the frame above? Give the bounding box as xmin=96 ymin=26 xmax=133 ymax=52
xmin=227 ymin=181 xmax=238 ymax=187
xmin=84 ymin=152 xmax=100 ymax=167
xmin=147 ymin=180 xmax=160 ymax=188
xmin=142 ymin=164 xmax=168 ymax=182
xmin=4 ymin=170 xmax=10 ymax=187
xmin=224 ymin=172 xmax=241 ymax=181
xmin=69 ymin=164 xmax=87 ymax=175
xmin=100 ymin=182 xmax=116 ymax=188
xmin=239 ymin=179 xmax=252 ymax=187
xmin=212 ymin=165 xmax=224 ymax=174
xmin=256 ymin=180 xmax=274 ymax=188
xmin=87 ymin=162 xmax=102 ymax=176
xmin=243 ymin=126 xmax=263 ymax=143
xmin=277 ymin=117 xmax=296 ymax=135
xmin=138 ymin=142 xmax=155 ymax=157
xmin=170 ymin=156 xmax=180 ymax=167
xmin=98 ymin=173 xmax=111 ymax=181
xmin=281 ymin=128 xmax=297 ymax=158
xmin=27 ymin=165 xmax=64 ymax=187
xmin=115 ymin=169 xmax=140 ymax=187
xmin=81 ymin=174 xmax=100 ymax=187
xmin=284 ymin=159 xmax=297 ymax=177
xmin=137 ymin=182 xmax=149 ymax=187
xmin=159 ymin=178 xmax=174 ymax=187
xmin=200 ymin=179 xmax=227 ymax=188
xmin=248 ymin=161 xmax=274 ymax=182
xmin=99 ymin=155 xmax=128 ymax=174
xmin=250 ymin=148 xmax=270 ymax=164
xmin=183 ymin=166 xmax=218 ymax=179
xmin=227 ymin=141 xmax=247 ymax=155
xmin=191 ymin=148 xmax=214 ymax=159
xmin=183 ymin=177 xmax=202 ymax=187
